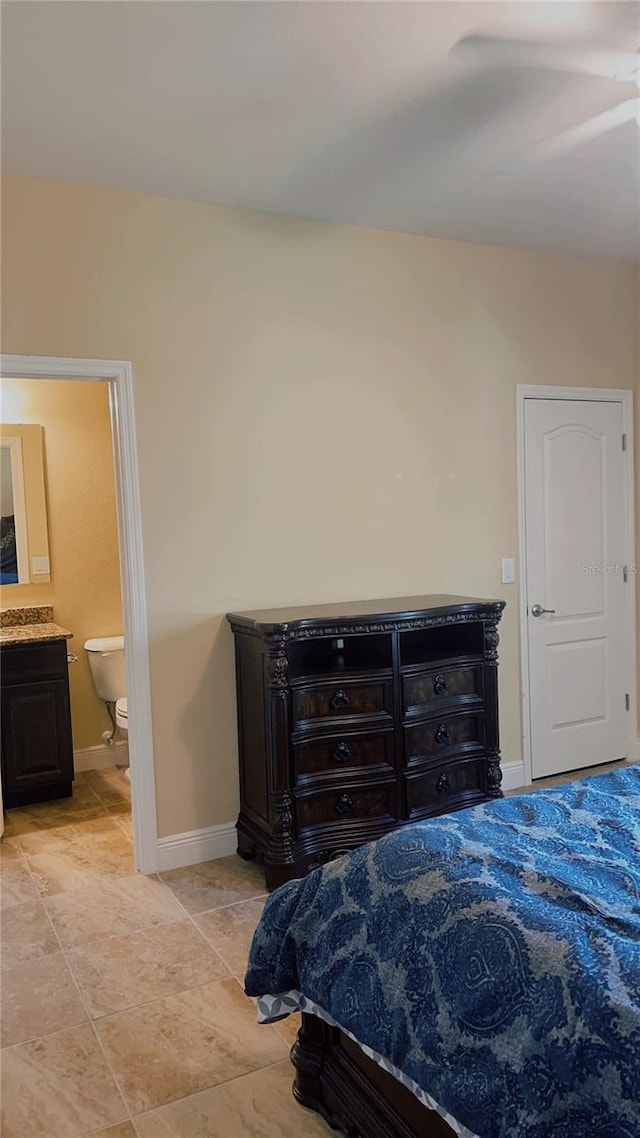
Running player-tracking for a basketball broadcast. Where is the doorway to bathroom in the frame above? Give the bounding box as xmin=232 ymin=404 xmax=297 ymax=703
xmin=0 ymin=355 xmax=157 ymax=874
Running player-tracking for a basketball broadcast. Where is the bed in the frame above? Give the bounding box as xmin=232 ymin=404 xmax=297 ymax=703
xmin=245 ymin=765 xmax=640 ymax=1138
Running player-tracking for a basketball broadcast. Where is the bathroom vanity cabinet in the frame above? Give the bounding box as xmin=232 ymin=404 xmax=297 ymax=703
xmin=1 ymin=639 xmax=75 ymax=807
xmin=227 ymin=594 xmax=505 ymax=889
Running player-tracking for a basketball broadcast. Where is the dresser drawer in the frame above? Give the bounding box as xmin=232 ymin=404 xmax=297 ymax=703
xmin=402 ymin=663 xmax=483 ymax=718
xmin=1 ymin=640 xmax=69 ymax=684
xmin=292 ymin=675 xmax=393 ymax=729
xmin=296 ymin=781 xmax=399 ymax=831
xmin=294 ymin=729 xmax=395 ymax=784
xmin=404 ymin=711 xmax=485 ymax=769
xmin=406 ymin=757 xmax=486 ymax=819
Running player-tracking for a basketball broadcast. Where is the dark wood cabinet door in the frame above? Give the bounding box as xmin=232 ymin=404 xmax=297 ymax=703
xmin=1 ymin=678 xmax=74 ymax=799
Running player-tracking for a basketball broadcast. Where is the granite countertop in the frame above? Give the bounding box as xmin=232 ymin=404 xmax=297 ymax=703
xmin=0 ymin=605 xmax=73 ymax=647
xmin=0 ymin=622 xmax=74 ymax=647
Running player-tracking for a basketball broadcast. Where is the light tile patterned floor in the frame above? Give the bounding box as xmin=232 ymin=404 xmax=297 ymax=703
xmin=1 ymin=758 xmax=632 ymax=1136
xmin=1 ymin=770 xmax=329 ymax=1138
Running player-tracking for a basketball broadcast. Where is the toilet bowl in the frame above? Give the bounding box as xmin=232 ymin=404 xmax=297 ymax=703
xmin=115 ymin=697 xmax=128 ymax=732
xmin=115 ymin=697 xmax=130 ymax=782
xmin=84 ymin=637 xmax=129 ymax=777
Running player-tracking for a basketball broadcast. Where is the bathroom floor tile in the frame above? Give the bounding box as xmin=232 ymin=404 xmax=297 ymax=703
xmin=113 ymin=814 xmax=134 ymax=841
xmin=160 ymin=856 xmax=265 ymax=915
xmin=82 ymin=1124 xmax=138 ymax=1138
xmin=105 ymin=799 xmax=132 ymax=818
xmin=67 ymin=919 xmax=229 ymax=1018
xmin=193 ymin=898 xmax=265 ymax=978
xmin=1 ymin=852 xmax=40 ymax=909
xmin=0 ymin=898 xmax=60 ymax=969
xmin=95 ymin=976 xmax=287 ymax=1114
xmin=82 ymin=768 xmax=131 ymax=806
xmin=273 ymin=1011 xmax=302 ymax=1050
xmin=132 ymin=1059 xmax=333 ymax=1137
xmin=27 ymin=826 xmax=135 ymax=897
xmin=0 ymin=1022 xmax=128 ymax=1138
xmin=14 ymin=814 xmax=121 ymax=856
xmin=83 ymin=1124 xmax=138 ymax=1138
xmin=0 ymin=835 xmax=24 ymax=859
xmin=1 ymin=951 xmax=88 ymax=1046
xmin=3 ymin=784 xmax=108 ymax=839
xmin=45 ymin=873 xmax=185 ymax=949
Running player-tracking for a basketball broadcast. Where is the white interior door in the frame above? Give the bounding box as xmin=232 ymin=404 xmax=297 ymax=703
xmin=524 ymin=398 xmax=629 ymax=780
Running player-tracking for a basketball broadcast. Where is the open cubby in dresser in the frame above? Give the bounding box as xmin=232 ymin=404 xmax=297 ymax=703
xmin=227 ymin=595 xmax=505 ymax=889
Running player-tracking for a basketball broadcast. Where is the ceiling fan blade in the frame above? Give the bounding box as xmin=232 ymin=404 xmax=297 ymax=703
xmin=496 ymin=99 xmax=638 ymax=170
xmin=452 ymin=35 xmax=639 ymax=83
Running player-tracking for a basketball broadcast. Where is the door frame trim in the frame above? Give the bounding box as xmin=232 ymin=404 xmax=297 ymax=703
xmin=517 ymin=385 xmax=636 ymax=785
xmin=0 ymin=354 xmax=158 ymax=873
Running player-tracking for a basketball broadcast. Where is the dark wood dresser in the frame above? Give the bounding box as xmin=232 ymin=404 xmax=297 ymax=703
xmin=227 ymin=595 xmax=505 ymax=889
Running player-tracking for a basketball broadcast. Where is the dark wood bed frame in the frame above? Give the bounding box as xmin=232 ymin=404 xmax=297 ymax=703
xmin=291 ymin=1012 xmax=458 ymax=1138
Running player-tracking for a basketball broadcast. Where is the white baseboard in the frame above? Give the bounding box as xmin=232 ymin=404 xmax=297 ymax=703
xmin=74 ymin=740 xmax=129 ymax=772
xmin=500 ymin=760 xmax=527 ymax=792
xmin=156 ymin=822 xmax=237 ymax=872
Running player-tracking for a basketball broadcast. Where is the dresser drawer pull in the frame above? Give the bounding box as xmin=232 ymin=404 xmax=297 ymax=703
xmin=435 ymin=723 xmax=449 ymax=745
xmin=330 ymin=688 xmax=351 ymax=712
xmin=335 ymin=793 xmax=355 ymax=816
xmin=433 ymin=674 xmax=448 ymax=696
xmin=436 ymin=772 xmax=450 ymax=793
xmin=333 ymin=741 xmax=351 ymax=763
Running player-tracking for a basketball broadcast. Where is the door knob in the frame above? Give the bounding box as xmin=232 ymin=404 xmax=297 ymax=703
xmin=531 ymin=604 xmax=555 ymax=618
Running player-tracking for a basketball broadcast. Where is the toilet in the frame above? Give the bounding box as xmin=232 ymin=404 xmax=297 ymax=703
xmin=84 ymin=635 xmax=130 ymax=777
xmin=115 ymin=696 xmax=128 ymax=734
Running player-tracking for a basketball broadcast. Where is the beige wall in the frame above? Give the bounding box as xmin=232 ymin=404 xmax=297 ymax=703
xmin=1 ymin=175 xmax=636 ymax=839
xmin=0 ymin=378 xmax=123 ymax=749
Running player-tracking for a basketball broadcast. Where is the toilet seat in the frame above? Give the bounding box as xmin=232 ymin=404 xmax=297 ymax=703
xmin=115 ymin=697 xmax=128 ymax=730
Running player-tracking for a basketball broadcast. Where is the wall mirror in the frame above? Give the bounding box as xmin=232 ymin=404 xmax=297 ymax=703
xmin=0 ymin=424 xmax=50 ymax=586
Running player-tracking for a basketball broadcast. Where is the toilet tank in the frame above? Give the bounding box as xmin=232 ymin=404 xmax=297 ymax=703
xmin=84 ymin=636 xmax=126 ymax=702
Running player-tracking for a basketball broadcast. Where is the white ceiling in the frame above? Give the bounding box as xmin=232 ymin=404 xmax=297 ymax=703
xmin=2 ymin=1 xmax=639 ymax=259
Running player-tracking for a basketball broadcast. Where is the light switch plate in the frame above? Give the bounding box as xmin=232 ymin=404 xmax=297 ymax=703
xmin=32 ymin=556 xmax=50 ymax=576
xmin=501 ymin=557 xmax=515 ymax=585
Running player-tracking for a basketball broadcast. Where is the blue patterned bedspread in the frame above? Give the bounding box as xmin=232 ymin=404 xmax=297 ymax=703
xmin=245 ymin=767 xmax=640 ymax=1138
